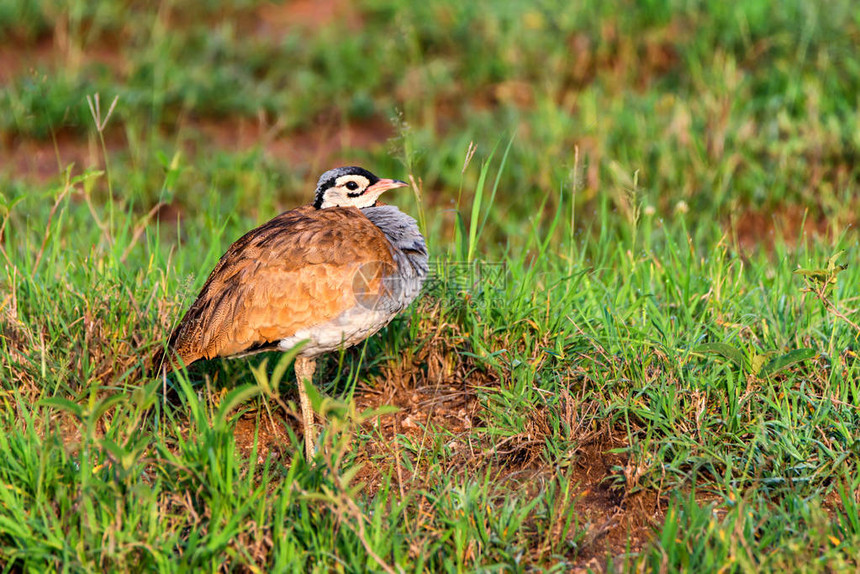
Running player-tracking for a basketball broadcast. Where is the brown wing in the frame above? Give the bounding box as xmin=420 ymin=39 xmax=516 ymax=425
xmin=158 ymin=205 xmax=394 ymax=370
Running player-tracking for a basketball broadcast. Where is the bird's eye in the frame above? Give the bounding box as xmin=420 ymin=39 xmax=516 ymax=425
xmin=345 ymin=181 xmax=360 ymax=191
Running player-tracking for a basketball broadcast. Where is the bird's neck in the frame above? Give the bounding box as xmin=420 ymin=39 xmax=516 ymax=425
xmin=361 ymin=205 xmax=429 ymax=280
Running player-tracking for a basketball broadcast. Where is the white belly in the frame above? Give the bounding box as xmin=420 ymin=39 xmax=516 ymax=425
xmin=277 ymin=305 xmax=395 ymax=357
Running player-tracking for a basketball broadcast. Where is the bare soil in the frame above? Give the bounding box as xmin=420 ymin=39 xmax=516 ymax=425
xmin=732 ymin=204 xmax=837 ymax=251
xmin=227 ymin=330 xmax=660 ymax=570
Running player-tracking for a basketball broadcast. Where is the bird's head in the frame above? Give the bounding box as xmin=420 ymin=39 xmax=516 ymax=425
xmin=313 ymin=166 xmax=407 ymax=210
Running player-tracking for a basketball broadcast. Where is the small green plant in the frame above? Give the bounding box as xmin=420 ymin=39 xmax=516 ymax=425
xmin=693 ymin=341 xmax=817 ymax=377
xmin=796 ymin=251 xmax=859 ymax=335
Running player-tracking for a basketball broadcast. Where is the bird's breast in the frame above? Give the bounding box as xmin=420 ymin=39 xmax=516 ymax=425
xmin=277 ymin=206 xmax=428 ymax=358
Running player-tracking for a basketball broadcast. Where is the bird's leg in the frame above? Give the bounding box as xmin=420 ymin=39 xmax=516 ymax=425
xmin=294 ymin=356 xmax=317 ymax=460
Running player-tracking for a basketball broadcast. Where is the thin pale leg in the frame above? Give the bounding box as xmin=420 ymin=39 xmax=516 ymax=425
xmin=294 ymin=356 xmax=317 ymax=460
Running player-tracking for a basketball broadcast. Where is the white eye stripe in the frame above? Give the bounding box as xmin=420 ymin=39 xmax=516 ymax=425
xmin=335 ymin=175 xmax=369 ymax=190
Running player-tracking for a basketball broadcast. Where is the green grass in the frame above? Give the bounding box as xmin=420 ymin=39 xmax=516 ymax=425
xmin=2 ymin=0 xmax=860 ymax=571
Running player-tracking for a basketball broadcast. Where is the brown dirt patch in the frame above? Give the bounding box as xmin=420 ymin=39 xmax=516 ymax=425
xmin=233 ymin=411 xmax=292 ymax=465
xmin=216 ymin=331 xmax=659 ymax=569
xmin=0 ymin=131 xmax=108 ymax=182
xmin=0 ymin=28 xmax=126 ymax=84
xmin=341 ymin=346 xmax=660 ymax=569
xmin=348 ymin=391 xmax=661 ymax=570
xmin=0 ymin=34 xmax=56 ymax=83
xmin=255 ymin=0 xmax=359 ymax=38
xmin=190 ymin=113 xmax=395 ymax=170
xmin=0 ymin=0 xmax=353 ymax=85
xmin=567 ymin=440 xmax=663 ymax=571
xmin=1 ymin=113 xmax=395 ymax=186
xmin=731 ymin=204 xmax=834 ymax=252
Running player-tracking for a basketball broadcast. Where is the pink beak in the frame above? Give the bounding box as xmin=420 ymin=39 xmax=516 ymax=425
xmin=366 ymin=178 xmax=408 ymax=195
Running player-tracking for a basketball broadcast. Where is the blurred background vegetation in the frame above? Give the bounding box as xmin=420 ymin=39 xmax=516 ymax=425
xmin=3 ymin=0 xmax=858 ymax=248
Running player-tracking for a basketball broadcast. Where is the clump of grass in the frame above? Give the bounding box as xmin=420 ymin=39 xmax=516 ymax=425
xmin=630 ymin=481 xmax=860 ymax=572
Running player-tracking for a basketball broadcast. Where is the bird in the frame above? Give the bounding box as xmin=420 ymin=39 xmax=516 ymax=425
xmin=153 ymin=166 xmax=429 ymax=459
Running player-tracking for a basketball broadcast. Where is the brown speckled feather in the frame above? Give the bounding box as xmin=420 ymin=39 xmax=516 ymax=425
xmin=162 ymin=205 xmax=395 ymax=368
